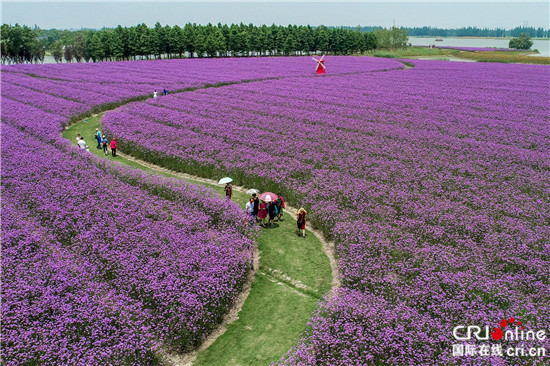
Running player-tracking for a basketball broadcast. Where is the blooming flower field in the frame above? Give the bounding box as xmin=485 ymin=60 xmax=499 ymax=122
xmin=101 ymin=60 xmax=550 ymax=364
xmin=1 ymin=56 xmax=548 ymax=365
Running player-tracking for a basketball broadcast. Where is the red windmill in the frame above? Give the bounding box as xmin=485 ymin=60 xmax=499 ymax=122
xmin=312 ymin=55 xmax=326 ymax=74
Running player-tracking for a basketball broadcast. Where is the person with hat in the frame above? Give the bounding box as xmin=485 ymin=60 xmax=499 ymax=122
xmin=95 ymin=128 xmax=102 ymax=149
xmin=101 ymin=135 xmax=109 ymax=155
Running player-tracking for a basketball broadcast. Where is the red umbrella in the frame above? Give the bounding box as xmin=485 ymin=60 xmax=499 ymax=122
xmin=259 ymin=192 xmax=278 ymax=202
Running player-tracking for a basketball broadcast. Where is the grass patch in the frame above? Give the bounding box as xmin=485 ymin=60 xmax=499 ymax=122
xmin=64 ymin=114 xmax=333 ymax=364
xmin=194 ymin=273 xmax=318 ymax=366
xmin=370 ymin=47 xmax=458 ymax=58
xmin=456 ymin=51 xmax=550 ymax=64
xmin=368 ymin=47 xmax=549 ymax=64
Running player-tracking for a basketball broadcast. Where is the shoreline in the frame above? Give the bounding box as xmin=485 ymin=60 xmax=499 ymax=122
xmin=409 ymin=36 xmax=550 ymax=40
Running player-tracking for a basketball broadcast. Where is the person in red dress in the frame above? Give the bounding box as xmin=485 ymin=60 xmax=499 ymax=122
xmin=297 ymin=207 xmax=307 ymax=239
xmin=258 ymin=200 xmax=268 ymax=227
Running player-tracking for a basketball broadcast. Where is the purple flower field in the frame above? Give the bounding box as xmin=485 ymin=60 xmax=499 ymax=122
xmin=102 ymin=60 xmax=550 ymax=364
xmin=2 ymin=56 xmax=549 ymax=365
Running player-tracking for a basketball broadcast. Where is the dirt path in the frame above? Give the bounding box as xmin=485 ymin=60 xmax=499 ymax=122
xmin=117 ymin=152 xmax=341 ymax=365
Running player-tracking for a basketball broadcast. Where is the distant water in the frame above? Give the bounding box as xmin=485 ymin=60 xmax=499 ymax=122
xmin=409 ymin=37 xmax=550 ymax=57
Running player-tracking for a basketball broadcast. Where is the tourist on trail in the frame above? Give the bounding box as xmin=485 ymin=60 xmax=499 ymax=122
xmin=245 ymin=198 xmax=255 ymax=223
xmin=77 ymin=137 xmax=87 ymax=150
xmin=225 ymin=183 xmax=233 ymax=200
xmin=275 ymin=193 xmax=285 ymax=221
xmin=297 ymin=208 xmax=307 ymax=239
xmin=110 ymin=138 xmax=117 ymax=157
xmin=163 ymin=89 xmax=168 ymax=96
xmin=252 ymin=193 xmax=260 ymax=221
xmin=267 ymin=201 xmax=277 ymax=227
xmin=258 ymin=200 xmax=267 ymax=227
xmin=101 ymin=136 xmax=109 ymax=155
xmin=95 ymin=128 xmax=102 ymax=149
xmin=153 ymin=90 xmax=158 ymax=99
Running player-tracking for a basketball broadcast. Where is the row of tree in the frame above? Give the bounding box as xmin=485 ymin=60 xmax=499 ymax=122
xmin=1 ymin=24 xmax=46 ymax=64
xmin=1 ymin=23 xmax=409 ymax=64
xmin=398 ymin=26 xmax=549 ymax=38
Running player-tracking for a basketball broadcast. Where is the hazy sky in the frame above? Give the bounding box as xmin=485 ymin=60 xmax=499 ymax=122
xmin=2 ymin=1 xmax=549 ymax=30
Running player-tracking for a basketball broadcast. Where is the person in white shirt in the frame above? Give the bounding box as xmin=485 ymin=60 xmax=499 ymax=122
xmin=77 ymin=137 xmax=87 ymax=149
xmin=245 ymin=198 xmax=255 ymax=224
xmin=153 ymin=90 xmax=158 ymax=99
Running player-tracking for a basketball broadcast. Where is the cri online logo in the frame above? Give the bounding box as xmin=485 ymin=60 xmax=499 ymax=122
xmin=491 ymin=317 xmax=523 ymax=340
xmin=453 ymin=318 xmax=547 ymax=341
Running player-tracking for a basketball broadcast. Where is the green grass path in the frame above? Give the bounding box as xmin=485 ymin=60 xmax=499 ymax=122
xmin=64 ymin=114 xmax=332 ymax=365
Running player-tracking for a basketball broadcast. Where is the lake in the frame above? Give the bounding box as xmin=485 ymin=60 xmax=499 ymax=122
xmin=409 ymin=37 xmax=550 ymax=57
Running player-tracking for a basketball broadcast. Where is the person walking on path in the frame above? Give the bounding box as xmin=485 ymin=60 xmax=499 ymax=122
xmin=245 ymin=198 xmax=255 ymax=224
xmin=275 ymin=193 xmax=285 ymax=221
xmin=77 ymin=137 xmax=87 ymax=150
xmin=258 ymin=200 xmax=267 ymax=227
xmin=153 ymin=90 xmax=158 ymax=99
xmin=95 ymin=128 xmax=102 ymax=149
xmin=297 ymin=207 xmax=307 ymax=239
xmin=267 ymin=201 xmax=277 ymax=227
xmin=252 ymin=193 xmax=259 ymax=222
xmin=101 ymin=136 xmax=109 ymax=155
xmin=224 ymin=183 xmax=233 ymax=200
xmin=163 ymin=89 xmax=168 ymax=96
xmin=110 ymin=138 xmax=117 ymax=157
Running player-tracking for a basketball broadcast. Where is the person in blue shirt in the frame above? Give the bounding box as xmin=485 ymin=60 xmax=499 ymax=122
xmin=95 ymin=129 xmax=102 ymax=149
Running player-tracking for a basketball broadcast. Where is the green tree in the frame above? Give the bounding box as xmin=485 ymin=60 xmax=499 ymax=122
xmin=363 ymin=32 xmax=377 ymax=52
xmin=183 ymin=23 xmax=196 ymax=57
xmin=71 ymin=33 xmax=87 ymax=62
xmin=63 ymin=45 xmax=73 ymax=62
xmin=314 ymin=25 xmax=330 ymax=54
xmin=89 ymin=33 xmax=104 ymax=61
xmin=205 ymin=27 xmax=225 ymax=57
xmin=50 ymin=41 xmax=63 ymax=63
xmin=509 ymin=33 xmax=533 ymax=50
xmin=282 ymin=33 xmax=297 ymax=55
xmin=170 ymin=25 xmax=185 ymax=58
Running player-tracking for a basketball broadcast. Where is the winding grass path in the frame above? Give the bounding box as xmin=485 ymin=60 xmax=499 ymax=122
xmin=63 ymin=113 xmax=336 ymax=365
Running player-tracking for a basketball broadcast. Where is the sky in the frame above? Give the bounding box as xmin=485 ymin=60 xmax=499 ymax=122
xmin=2 ymin=1 xmax=549 ymax=30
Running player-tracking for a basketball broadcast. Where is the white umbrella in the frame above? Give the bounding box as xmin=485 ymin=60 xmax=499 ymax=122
xmin=218 ymin=177 xmax=233 ymax=185
xmin=246 ymin=189 xmax=259 ymax=195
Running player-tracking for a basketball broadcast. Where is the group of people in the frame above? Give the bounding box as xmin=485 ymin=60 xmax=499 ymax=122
xmin=76 ymin=129 xmax=117 ymax=156
xmin=153 ymin=89 xmax=169 ymax=99
xmin=228 ymin=183 xmax=308 ymax=239
xmin=245 ymin=192 xmax=286 ymax=228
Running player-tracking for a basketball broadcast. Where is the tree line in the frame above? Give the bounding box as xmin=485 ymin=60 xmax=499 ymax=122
xmin=1 ymin=24 xmax=46 ymax=64
xmin=401 ymin=26 xmax=549 ymax=38
xmin=0 ymin=23 xmax=411 ymax=64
